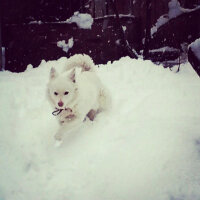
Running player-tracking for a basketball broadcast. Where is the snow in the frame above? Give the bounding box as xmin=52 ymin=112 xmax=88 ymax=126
xmin=150 ymin=46 xmax=179 ymax=52
xmin=151 ymin=15 xmax=169 ymax=35
xmin=168 ymin=0 xmax=183 ymax=19
xmin=57 ymin=37 xmax=74 ymax=53
xmin=1 ymin=57 xmax=200 ymax=200
xmin=66 ymin=12 xmax=94 ymax=29
xmin=122 ymin=26 xmax=127 ymax=32
xmin=115 ymin=39 xmax=120 ymax=45
xmin=140 ymin=46 xmax=179 ymax=53
xmin=29 ymin=20 xmax=43 ymax=25
xmin=95 ymin=14 xmax=135 ymax=20
xmin=189 ymin=38 xmax=200 ymax=61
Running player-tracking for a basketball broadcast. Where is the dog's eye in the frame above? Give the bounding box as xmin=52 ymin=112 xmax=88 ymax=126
xmin=54 ymin=92 xmax=58 ymax=95
xmin=64 ymin=91 xmax=69 ymax=95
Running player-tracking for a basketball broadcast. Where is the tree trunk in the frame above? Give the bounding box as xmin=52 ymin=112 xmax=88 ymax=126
xmin=105 ymin=0 xmax=109 ymax=15
xmin=0 ymin=0 xmax=2 ymax=71
xmin=109 ymin=0 xmax=138 ymax=59
xmin=143 ymin=0 xmax=152 ymax=59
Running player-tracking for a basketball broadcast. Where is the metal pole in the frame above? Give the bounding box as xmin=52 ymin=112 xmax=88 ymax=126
xmin=0 ymin=0 xmax=2 ymax=71
xmin=143 ymin=0 xmax=152 ymax=59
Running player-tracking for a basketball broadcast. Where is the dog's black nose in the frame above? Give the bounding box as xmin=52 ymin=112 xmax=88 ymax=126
xmin=58 ymin=101 xmax=64 ymax=107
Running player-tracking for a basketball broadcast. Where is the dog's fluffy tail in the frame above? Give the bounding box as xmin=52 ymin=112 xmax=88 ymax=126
xmin=65 ymin=54 xmax=95 ymax=72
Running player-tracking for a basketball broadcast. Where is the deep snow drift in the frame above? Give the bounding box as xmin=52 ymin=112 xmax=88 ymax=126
xmin=1 ymin=57 xmax=200 ymax=200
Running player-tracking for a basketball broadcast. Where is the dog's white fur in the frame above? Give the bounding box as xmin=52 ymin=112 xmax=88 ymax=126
xmin=47 ymin=54 xmax=109 ymax=140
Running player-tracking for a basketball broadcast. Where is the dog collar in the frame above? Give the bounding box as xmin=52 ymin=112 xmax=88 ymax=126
xmin=52 ymin=108 xmax=63 ymax=116
xmin=52 ymin=107 xmax=73 ymax=116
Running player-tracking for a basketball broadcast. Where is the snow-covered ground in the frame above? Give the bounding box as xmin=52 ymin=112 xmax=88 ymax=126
xmin=1 ymin=57 xmax=200 ymax=200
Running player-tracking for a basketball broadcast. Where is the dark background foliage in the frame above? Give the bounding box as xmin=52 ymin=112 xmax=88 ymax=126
xmin=1 ymin=0 xmax=200 ymax=74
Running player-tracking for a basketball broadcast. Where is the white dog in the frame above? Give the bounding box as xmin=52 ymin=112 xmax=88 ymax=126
xmin=47 ymin=54 xmax=109 ymax=140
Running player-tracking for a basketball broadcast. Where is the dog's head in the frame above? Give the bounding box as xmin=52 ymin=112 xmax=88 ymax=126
xmin=48 ymin=67 xmax=77 ymax=109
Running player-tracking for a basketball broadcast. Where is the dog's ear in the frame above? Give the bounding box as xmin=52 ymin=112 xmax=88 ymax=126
xmin=68 ymin=68 xmax=76 ymax=83
xmin=50 ymin=67 xmax=57 ymax=79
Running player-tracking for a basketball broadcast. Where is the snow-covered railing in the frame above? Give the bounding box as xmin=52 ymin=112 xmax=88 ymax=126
xmin=151 ymin=0 xmax=200 ymax=36
xmin=94 ymin=14 xmax=135 ymax=20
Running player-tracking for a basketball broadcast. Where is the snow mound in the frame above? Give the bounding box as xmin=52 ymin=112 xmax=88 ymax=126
xmin=1 ymin=57 xmax=200 ymax=200
xmin=66 ymin=12 xmax=94 ymax=29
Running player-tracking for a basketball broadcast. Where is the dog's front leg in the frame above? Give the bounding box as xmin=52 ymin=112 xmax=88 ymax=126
xmin=54 ymin=128 xmax=64 ymax=141
xmin=54 ymin=115 xmax=85 ymax=141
